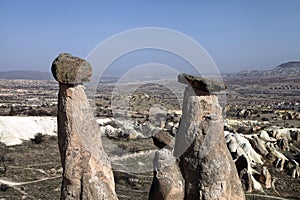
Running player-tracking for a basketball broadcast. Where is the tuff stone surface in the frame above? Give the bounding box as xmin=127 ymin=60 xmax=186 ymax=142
xmin=54 ymin=54 xmax=117 ymax=200
xmin=259 ymin=167 xmax=272 ymax=189
xmin=51 ymin=53 xmax=92 ymax=84
xmin=149 ymin=149 xmax=184 ymax=200
xmin=174 ymin=74 xmax=245 ymax=200
xmin=236 ymin=155 xmax=253 ymax=192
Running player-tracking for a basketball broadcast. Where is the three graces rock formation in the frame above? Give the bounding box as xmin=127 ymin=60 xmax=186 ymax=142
xmin=52 ymin=53 xmax=245 ymax=200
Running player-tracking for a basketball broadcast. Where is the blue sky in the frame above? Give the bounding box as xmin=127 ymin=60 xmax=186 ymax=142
xmin=1 ymin=0 xmax=300 ymax=73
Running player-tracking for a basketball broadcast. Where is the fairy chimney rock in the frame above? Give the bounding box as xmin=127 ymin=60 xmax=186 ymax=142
xmin=174 ymin=73 xmax=245 ymax=200
xmin=51 ymin=53 xmax=118 ymax=200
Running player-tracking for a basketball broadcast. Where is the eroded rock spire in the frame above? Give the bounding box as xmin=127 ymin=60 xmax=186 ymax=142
xmin=174 ymin=73 xmax=245 ymax=200
xmin=52 ymin=53 xmax=118 ymax=200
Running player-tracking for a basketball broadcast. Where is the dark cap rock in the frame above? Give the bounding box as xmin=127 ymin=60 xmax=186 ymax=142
xmin=178 ymin=73 xmax=225 ymax=93
xmin=51 ymin=53 xmax=92 ymax=84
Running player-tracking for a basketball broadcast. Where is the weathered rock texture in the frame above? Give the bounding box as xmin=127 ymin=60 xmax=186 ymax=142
xmin=178 ymin=73 xmax=225 ymax=94
xmin=152 ymin=130 xmax=175 ymax=149
xmin=52 ymin=53 xmax=92 ymax=84
xmin=259 ymin=167 xmax=271 ymax=189
xmin=235 ymin=155 xmax=253 ymax=192
xmin=174 ymin=74 xmax=245 ymax=200
xmin=52 ymin=53 xmax=118 ymax=200
xmin=149 ymin=149 xmax=184 ymax=200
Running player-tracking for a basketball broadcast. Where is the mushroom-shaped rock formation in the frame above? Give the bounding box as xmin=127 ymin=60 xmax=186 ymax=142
xmin=174 ymin=73 xmax=245 ymax=200
xmin=51 ymin=53 xmax=118 ymax=200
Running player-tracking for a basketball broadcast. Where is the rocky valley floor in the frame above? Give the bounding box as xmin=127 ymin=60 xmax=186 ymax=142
xmin=0 ymin=134 xmax=299 ymax=200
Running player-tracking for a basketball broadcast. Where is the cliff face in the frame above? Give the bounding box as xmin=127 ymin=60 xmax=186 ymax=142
xmin=223 ymin=61 xmax=300 ymax=82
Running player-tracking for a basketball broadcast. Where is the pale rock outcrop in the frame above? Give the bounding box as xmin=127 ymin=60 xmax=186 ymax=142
xmin=229 ymin=133 xmax=263 ymax=166
xmin=225 ymin=132 xmax=265 ymax=192
xmin=259 ymin=166 xmax=272 ymax=188
xmin=266 ymin=142 xmax=289 ymax=171
xmin=235 ymin=155 xmax=253 ymax=192
xmin=250 ymin=135 xmax=269 ymax=156
xmin=258 ymin=130 xmax=276 ymax=142
xmin=174 ymin=74 xmax=245 ymax=200
xmin=52 ymin=53 xmax=118 ymax=200
xmin=290 ymin=160 xmax=300 ymax=178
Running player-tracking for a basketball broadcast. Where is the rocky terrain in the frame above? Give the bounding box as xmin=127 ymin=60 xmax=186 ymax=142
xmin=0 ymin=71 xmax=52 ymax=81
xmin=0 ymin=61 xmax=300 ymax=199
xmin=223 ymin=61 xmax=300 ymax=110
xmin=0 ymin=79 xmax=57 ymax=116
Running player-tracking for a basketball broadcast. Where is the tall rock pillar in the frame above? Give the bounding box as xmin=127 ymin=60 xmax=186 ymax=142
xmin=174 ymin=73 xmax=245 ymax=200
xmin=51 ymin=53 xmax=118 ymax=200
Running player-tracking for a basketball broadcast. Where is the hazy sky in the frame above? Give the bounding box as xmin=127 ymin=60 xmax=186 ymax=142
xmin=1 ymin=0 xmax=300 ymax=73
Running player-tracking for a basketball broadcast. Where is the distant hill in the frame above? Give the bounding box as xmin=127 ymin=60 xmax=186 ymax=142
xmin=223 ymin=61 xmax=300 ymax=87
xmin=0 ymin=70 xmax=53 ymax=80
xmin=275 ymin=61 xmax=300 ymax=69
xmin=223 ymin=61 xmax=300 ymax=80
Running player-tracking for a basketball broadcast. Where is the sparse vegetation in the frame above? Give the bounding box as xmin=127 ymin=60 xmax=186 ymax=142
xmin=0 ymin=184 xmax=9 ymax=192
xmin=0 ymin=155 xmax=10 ymax=175
xmin=31 ymin=133 xmax=44 ymax=144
